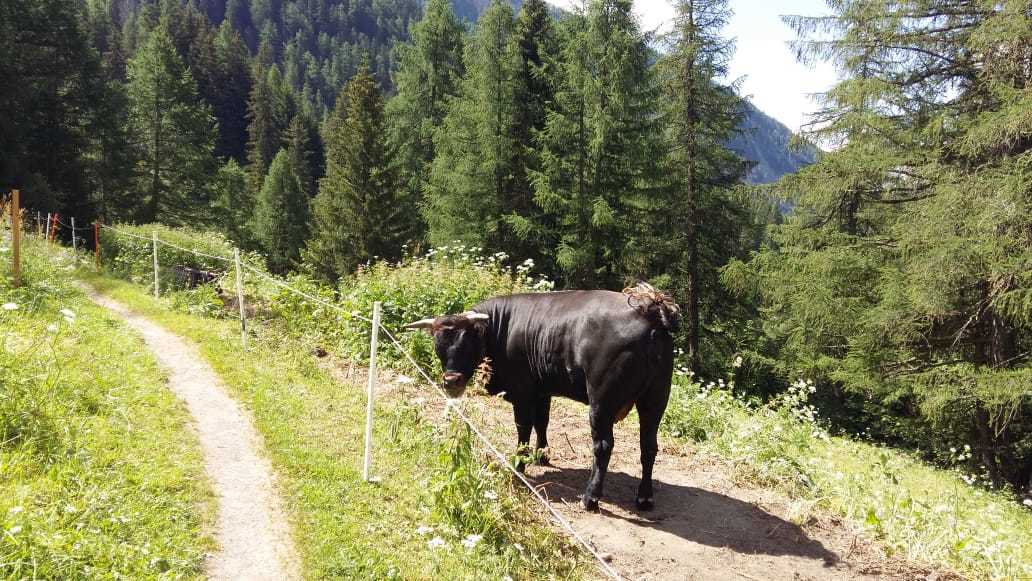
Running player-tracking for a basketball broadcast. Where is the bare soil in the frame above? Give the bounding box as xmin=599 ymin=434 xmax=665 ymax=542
xmin=86 ymin=289 xmax=300 ymax=581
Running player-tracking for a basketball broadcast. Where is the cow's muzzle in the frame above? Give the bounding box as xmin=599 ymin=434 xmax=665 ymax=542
xmin=442 ymin=372 xmax=467 ymax=397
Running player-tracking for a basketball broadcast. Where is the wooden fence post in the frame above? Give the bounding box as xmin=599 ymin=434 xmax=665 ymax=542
xmin=234 ymin=248 xmax=247 ymax=350
xmin=94 ymin=220 xmax=101 ymax=270
xmin=44 ymin=212 xmax=50 ymax=243
xmin=71 ymin=217 xmax=77 ymax=260
xmin=152 ymin=231 xmax=160 ymax=299
xmin=11 ymin=190 xmax=21 ymax=288
xmin=50 ymin=213 xmax=59 ymax=244
xmin=363 ymin=301 xmax=382 ymax=482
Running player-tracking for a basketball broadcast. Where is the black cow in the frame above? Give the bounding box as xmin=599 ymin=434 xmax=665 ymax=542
xmin=405 ymin=284 xmax=679 ymax=512
xmin=171 ymin=265 xmax=223 ymax=291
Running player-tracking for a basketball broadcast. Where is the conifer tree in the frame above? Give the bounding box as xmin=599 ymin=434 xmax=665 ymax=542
xmin=126 ymin=26 xmax=217 ymax=224
xmin=307 ymin=67 xmax=413 ymax=282
xmin=213 ymin=159 xmax=253 ymax=247
xmin=386 ymin=0 xmax=465 ymax=234
xmin=213 ymin=21 xmax=252 ymax=162
xmin=659 ymin=0 xmax=748 ymax=374
xmin=245 ymin=64 xmax=293 ymax=195
xmin=426 ymin=0 xmax=520 ymax=250
xmin=531 ymin=0 xmax=665 ymax=288
xmin=252 ymin=148 xmax=310 ymax=272
xmin=735 ymin=0 xmax=1032 ymax=488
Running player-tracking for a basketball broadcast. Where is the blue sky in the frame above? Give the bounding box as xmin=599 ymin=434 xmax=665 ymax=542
xmin=548 ymin=0 xmax=839 ymax=133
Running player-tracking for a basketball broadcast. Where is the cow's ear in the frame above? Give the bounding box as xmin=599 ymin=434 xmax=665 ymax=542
xmin=403 ymin=318 xmax=437 ymax=335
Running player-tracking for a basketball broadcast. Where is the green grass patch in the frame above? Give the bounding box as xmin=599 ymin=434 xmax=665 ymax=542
xmin=81 ymin=273 xmax=590 ymax=580
xmin=0 ymin=238 xmax=214 ymax=579
xmin=662 ymin=376 xmax=1032 ymax=579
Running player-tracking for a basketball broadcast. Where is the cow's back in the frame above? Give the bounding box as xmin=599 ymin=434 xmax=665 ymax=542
xmin=475 ymin=291 xmax=672 ymax=403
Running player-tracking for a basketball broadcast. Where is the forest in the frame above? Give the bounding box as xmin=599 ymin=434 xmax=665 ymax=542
xmin=1 ymin=0 xmax=1030 ymax=498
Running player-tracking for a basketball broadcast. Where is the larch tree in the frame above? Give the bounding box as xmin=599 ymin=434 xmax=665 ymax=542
xmin=306 ymin=67 xmax=415 ymax=282
xmin=126 ymin=26 xmax=217 ymax=224
xmin=735 ymin=0 xmax=1032 ymax=489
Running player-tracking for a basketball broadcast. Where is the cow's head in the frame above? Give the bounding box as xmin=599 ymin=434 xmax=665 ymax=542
xmin=404 ymin=311 xmax=489 ymax=398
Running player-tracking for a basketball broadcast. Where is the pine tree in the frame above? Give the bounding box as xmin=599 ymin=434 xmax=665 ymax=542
xmin=737 ymin=0 xmax=1032 ymax=488
xmin=306 ymin=67 xmax=413 ymax=282
xmin=425 ymin=0 xmax=520 ymax=250
xmin=386 ymin=0 xmax=465 ymax=237
xmin=531 ymin=0 xmax=666 ymax=288
xmin=252 ymin=149 xmax=310 ymax=272
xmin=126 ymin=26 xmax=217 ymax=224
xmin=658 ymin=0 xmax=748 ymax=374
xmin=213 ymin=158 xmax=253 ymax=247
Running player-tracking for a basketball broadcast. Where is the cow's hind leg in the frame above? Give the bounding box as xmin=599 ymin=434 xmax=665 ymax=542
xmin=635 ymin=384 xmax=670 ymax=511
xmin=533 ymin=395 xmax=551 ymax=465
xmin=582 ymin=406 xmax=615 ymax=512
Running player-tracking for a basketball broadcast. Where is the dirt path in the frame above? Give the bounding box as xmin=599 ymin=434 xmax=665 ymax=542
xmin=345 ymin=354 xmax=942 ymax=581
xmin=86 ymin=289 xmax=300 ymax=581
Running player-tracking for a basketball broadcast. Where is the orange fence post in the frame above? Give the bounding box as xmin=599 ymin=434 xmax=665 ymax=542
xmin=11 ymin=190 xmax=21 ymax=288
xmin=94 ymin=220 xmax=101 ymax=270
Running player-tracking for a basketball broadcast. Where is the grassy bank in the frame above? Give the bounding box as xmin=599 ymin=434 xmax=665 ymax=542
xmin=0 ymin=239 xmax=214 ymax=579
xmin=662 ymin=376 xmax=1032 ymax=579
xmin=81 ymin=273 xmax=590 ymax=579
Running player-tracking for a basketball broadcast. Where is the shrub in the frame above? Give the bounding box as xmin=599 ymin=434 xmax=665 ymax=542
xmin=264 ymin=245 xmax=554 ymax=369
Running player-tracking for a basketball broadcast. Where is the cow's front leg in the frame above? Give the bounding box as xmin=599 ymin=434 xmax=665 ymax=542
xmin=533 ymin=395 xmax=551 ymax=465
xmin=513 ymin=401 xmax=534 ymax=472
xmin=582 ymin=407 xmax=614 ymax=512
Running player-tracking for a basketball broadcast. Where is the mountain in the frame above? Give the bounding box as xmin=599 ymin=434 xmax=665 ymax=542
xmin=729 ymin=101 xmax=818 ymax=184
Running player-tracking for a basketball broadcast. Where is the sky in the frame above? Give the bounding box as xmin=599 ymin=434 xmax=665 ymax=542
xmin=547 ymin=0 xmax=840 ymax=133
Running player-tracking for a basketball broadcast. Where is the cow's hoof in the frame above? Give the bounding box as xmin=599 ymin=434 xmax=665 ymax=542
xmin=636 ymin=497 xmax=655 ymax=511
xmin=581 ymin=496 xmax=600 ymax=512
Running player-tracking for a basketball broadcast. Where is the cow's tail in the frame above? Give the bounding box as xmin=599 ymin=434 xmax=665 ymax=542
xmin=623 ymin=282 xmax=681 ymax=332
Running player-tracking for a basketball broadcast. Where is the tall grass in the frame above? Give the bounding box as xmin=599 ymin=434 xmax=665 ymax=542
xmin=83 ymin=274 xmax=590 ymax=579
xmin=0 ymin=237 xmax=213 ymax=579
xmin=662 ymin=371 xmax=1032 ymax=579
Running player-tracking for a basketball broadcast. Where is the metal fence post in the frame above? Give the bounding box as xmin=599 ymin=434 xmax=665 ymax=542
xmin=363 ymin=301 xmax=382 ymax=482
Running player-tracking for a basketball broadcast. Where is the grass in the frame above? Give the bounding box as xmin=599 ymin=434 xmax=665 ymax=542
xmin=0 ymin=238 xmax=214 ymax=579
xmin=81 ymin=272 xmax=591 ymax=580
xmin=662 ymin=375 xmax=1032 ymax=580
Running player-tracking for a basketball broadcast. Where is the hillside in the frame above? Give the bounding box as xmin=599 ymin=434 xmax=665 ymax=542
xmin=729 ymin=101 xmax=818 ymax=184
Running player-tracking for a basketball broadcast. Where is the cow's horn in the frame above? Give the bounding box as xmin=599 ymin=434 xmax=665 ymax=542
xmin=461 ymin=311 xmax=489 ymax=321
xmin=403 ymin=318 xmax=436 ymax=330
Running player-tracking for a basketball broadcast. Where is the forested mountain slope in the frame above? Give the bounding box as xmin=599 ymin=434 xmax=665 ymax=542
xmin=729 ymin=101 xmax=817 ymax=184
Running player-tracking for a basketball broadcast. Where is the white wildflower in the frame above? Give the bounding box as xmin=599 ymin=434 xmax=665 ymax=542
xmin=502 ymin=576 xmax=514 ymax=581
xmin=483 ymin=490 xmax=498 ymax=501
xmin=427 ymin=536 xmax=446 ymax=549
xmin=732 ymin=356 xmax=743 ymax=368
xmin=415 ymin=525 xmax=434 ymax=535
xmin=59 ymin=308 xmax=75 ymax=319
xmin=461 ymin=534 xmax=482 ymax=549
xmin=513 ymin=543 xmax=524 ymax=553
xmin=395 ymin=375 xmax=415 ymax=385
xmin=8 ymin=526 xmax=22 ymax=535
xmin=8 ymin=506 xmax=23 ymax=514
xmin=46 ymin=324 xmax=58 ymax=333
xmin=2 ymin=303 xmax=17 ymax=311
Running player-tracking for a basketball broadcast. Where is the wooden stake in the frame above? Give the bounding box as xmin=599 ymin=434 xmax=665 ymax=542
xmin=11 ymin=190 xmax=21 ymax=288
xmin=234 ymin=248 xmax=247 ymax=350
xmin=363 ymin=301 xmax=382 ymax=482
xmin=45 ymin=212 xmax=51 ymax=242
xmin=152 ymin=231 xmax=160 ymax=299
xmin=71 ymin=217 xmax=77 ymax=260
xmin=94 ymin=220 xmax=101 ymax=270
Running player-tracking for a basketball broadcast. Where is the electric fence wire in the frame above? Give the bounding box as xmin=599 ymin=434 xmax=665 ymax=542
xmin=45 ymin=217 xmax=624 ymax=579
